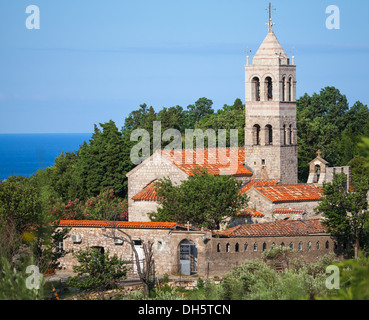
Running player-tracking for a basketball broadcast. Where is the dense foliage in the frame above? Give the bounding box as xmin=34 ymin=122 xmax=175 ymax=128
xmin=66 ymin=247 xmax=127 ymax=293
xmin=150 ymin=168 xmax=249 ymax=229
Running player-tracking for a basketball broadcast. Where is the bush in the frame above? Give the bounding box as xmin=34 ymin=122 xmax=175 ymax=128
xmin=66 ymin=247 xmax=127 ymax=293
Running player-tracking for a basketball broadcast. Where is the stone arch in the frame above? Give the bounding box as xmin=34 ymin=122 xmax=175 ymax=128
xmin=251 ymin=76 xmax=261 ymax=101
xmin=265 ymin=124 xmax=273 ymax=145
xmin=253 ymin=124 xmax=261 ymax=145
xmin=265 ymin=76 xmax=273 ymax=101
xmin=287 ymin=76 xmax=293 ymax=101
xmin=282 ymin=75 xmax=286 ymax=101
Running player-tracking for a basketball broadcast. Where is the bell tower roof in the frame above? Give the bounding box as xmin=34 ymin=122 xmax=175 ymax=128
xmin=252 ymin=3 xmax=289 ymax=66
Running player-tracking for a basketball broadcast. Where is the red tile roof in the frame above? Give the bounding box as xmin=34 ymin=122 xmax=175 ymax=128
xmin=218 ymin=219 xmax=327 ymax=237
xmin=160 ymin=147 xmax=252 ymax=177
xmin=273 ymin=208 xmax=305 ymax=214
xmin=240 ymin=179 xmax=279 ymax=194
xmin=58 ymin=220 xmax=177 ymax=229
xmin=132 ymin=181 xmax=162 ymax=202
xmin=254 ymin=184 xmax=323 ymax=203
xmin=236 ymin=208 xmax=265 ymax=218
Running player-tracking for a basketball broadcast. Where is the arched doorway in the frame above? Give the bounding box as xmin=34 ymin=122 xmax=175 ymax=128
xmin=179 ymin=239 xmax=198 ymax=275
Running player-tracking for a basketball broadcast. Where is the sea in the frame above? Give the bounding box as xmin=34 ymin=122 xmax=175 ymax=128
xmin=0 ymin=133 xmax=92 ymax=181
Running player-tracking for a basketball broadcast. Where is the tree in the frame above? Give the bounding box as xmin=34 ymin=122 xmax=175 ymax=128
xmin=150 ymin=168 xmax=249 ymax=230
xmin=315 ymin=173 xmax=369 ymax=258
xmin=66 ymin=246 xmax=127 ymax=297
xmin=0 ymin=175 xmax=45 ymax=234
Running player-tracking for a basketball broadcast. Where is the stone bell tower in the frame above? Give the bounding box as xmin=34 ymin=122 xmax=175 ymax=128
xmin=244 ymin=3 xmax=298 ymax=184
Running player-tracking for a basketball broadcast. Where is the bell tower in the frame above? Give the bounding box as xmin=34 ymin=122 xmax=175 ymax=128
xmin=244 ymin=3 xmax=298 ymax=184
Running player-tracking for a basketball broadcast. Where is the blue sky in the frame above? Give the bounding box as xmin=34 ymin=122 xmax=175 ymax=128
xmin=0 ymin=0 xmax=368 ymax=133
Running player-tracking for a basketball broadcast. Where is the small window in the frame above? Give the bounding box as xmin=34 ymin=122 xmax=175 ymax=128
xmin=299 ymin=242 xmax=303 ymax=251
xmin=244 ymin=243 xmax=249 ymax=252
xmin=289 ymin=243 xmax=293 ymax=250
xmin=317 ymin=241 xmax=320 ymax=250
xmin=226 ymin=243 xmax=230 ymax=253
xmin=281 ymin=242 xmax=285 ymax=247
xmin=308 ymin=242 xmax=312 ymax=251
xmin=262 ymin=243 xmax=267 ymax=252
xmin=253 ymin=243 xmax=258 ymax=252
xmin=253 ymin=125 xmax=261 ymax=145
xmin=266 ymin=125 xmax=273 ymax=145
xmin=262 ymin=159 xmax=266 ymax=165
xmin=235 ymin=243 xmax=239 ymax=252
xmin=325 ymin=241 xmax=330 ymax=250
xmin=217 ymin=243 xmax=221 ymax=253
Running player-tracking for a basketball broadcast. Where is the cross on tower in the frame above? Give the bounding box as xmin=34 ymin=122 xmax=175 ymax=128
xmin=265 ymin=2 xmax=276 ymax=32
xmin=243 ymin=46 xmax=252 ymax=65
xmin=290 ymin=46 xmax=297 ymax=64
xmin=317 ymin=150 xmax=322 ymax=158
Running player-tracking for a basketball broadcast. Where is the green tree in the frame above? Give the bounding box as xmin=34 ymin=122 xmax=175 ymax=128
xmin=0 ymin=176 xmax=45 ymax=234
xmin=66 ymin=247 xmax=127 ymax=295
xmin=315 ymin=173 xmax=369 ymax=258
xmin=150 ymin=168 xmax=249 ymax=230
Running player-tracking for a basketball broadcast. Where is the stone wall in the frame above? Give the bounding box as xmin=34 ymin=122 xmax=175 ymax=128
xmin=57 ymin=225 xmax=346 ymax=279
xmin=204 ymin=234 xmax=347 ymax=278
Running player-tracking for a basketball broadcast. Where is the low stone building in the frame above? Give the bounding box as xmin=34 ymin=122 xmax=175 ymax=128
xmin=57 ymin=218 xmax=349 ymax=278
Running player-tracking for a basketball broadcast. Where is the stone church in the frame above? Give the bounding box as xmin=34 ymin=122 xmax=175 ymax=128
xmin=126 ymin=10 xmax=350 ymax=225
xmin=57 ymin=6 xmax=352 ymax=277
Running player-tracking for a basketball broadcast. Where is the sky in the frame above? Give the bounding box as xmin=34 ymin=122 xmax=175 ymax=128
xmin=0 ymin=0 xmax=368 ymax=133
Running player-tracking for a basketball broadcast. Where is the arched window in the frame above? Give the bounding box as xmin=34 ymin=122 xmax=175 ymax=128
xmin=308 ymin=242 xmax=312 ymax=251
xmin=226 ymin=243 xmax=230 ymax=252
xmin=262 ymin=243 xmax=267 ymax=251
xmin=299 ymin=242 xmax=303 ymax=251
xmin=266 ymin=125 xmax=273 ymax=145
xmin=289 ymin=125 xmax=293 ymax=145
xmin=317 ymin=241 xmax=320 ymax=250
xmin=283 ymin=125 xmax=287 ymax=145
xmin=289 ymin=243 xmax=293 ymax=250
xmin=217 ymin=243 xmax=221 ymax=253
xmin=235 ymin=243 xmax=239 ymax=252
xmin=265 ymin=77 xmax=273 ymax=101
xmin=253 ymin=124 xmax=261 ymax=145
xmin=314 ymin=165 xmax=321 ymax=183
xmin=281 ymin=242 xmax=285 ymax=247
xmin=288 ymin=77 xmax=292 ymax=101
xmin=326 ymin=241 xmax=330 ymax=250
xmin=252 ymin=77 xmax=260 ymax=101
xmin=244 ymin=243 xmax=249 ymax=252
xmin=282 ymin=76 xmax=286 ymax=101
xmin=253 ymin=243 xmax=258 ymax=252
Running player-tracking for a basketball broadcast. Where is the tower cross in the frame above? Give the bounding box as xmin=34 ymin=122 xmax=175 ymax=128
xmin=265 ymin=2 xmax=276 ymax=32
xmin=243 ymin=46 xmax=252 ymax=65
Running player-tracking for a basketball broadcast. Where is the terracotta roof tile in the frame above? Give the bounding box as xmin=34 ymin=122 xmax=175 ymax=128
xmin=132 ymin=181 xmax=162 ymax=202
xmin=58 ymin=220 xmax=177 ymax=229
xmin=236 ymin=208 xmax=265 ymax=218
xmin=240 ymin=179 xmax=279 ymax=194
xmin=255 ymin=184 xmax=323 ymax=203
xmin=161 ymin=147 xmax=252 ymax=177
xmin=273 ymin=208 xmax=306 ymax=214
xmin=218 ymin=219 xmax=327 ymax=237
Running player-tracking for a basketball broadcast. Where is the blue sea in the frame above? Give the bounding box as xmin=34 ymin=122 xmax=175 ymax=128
xmin=0 ymin=133 xmax=92 ymax=181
